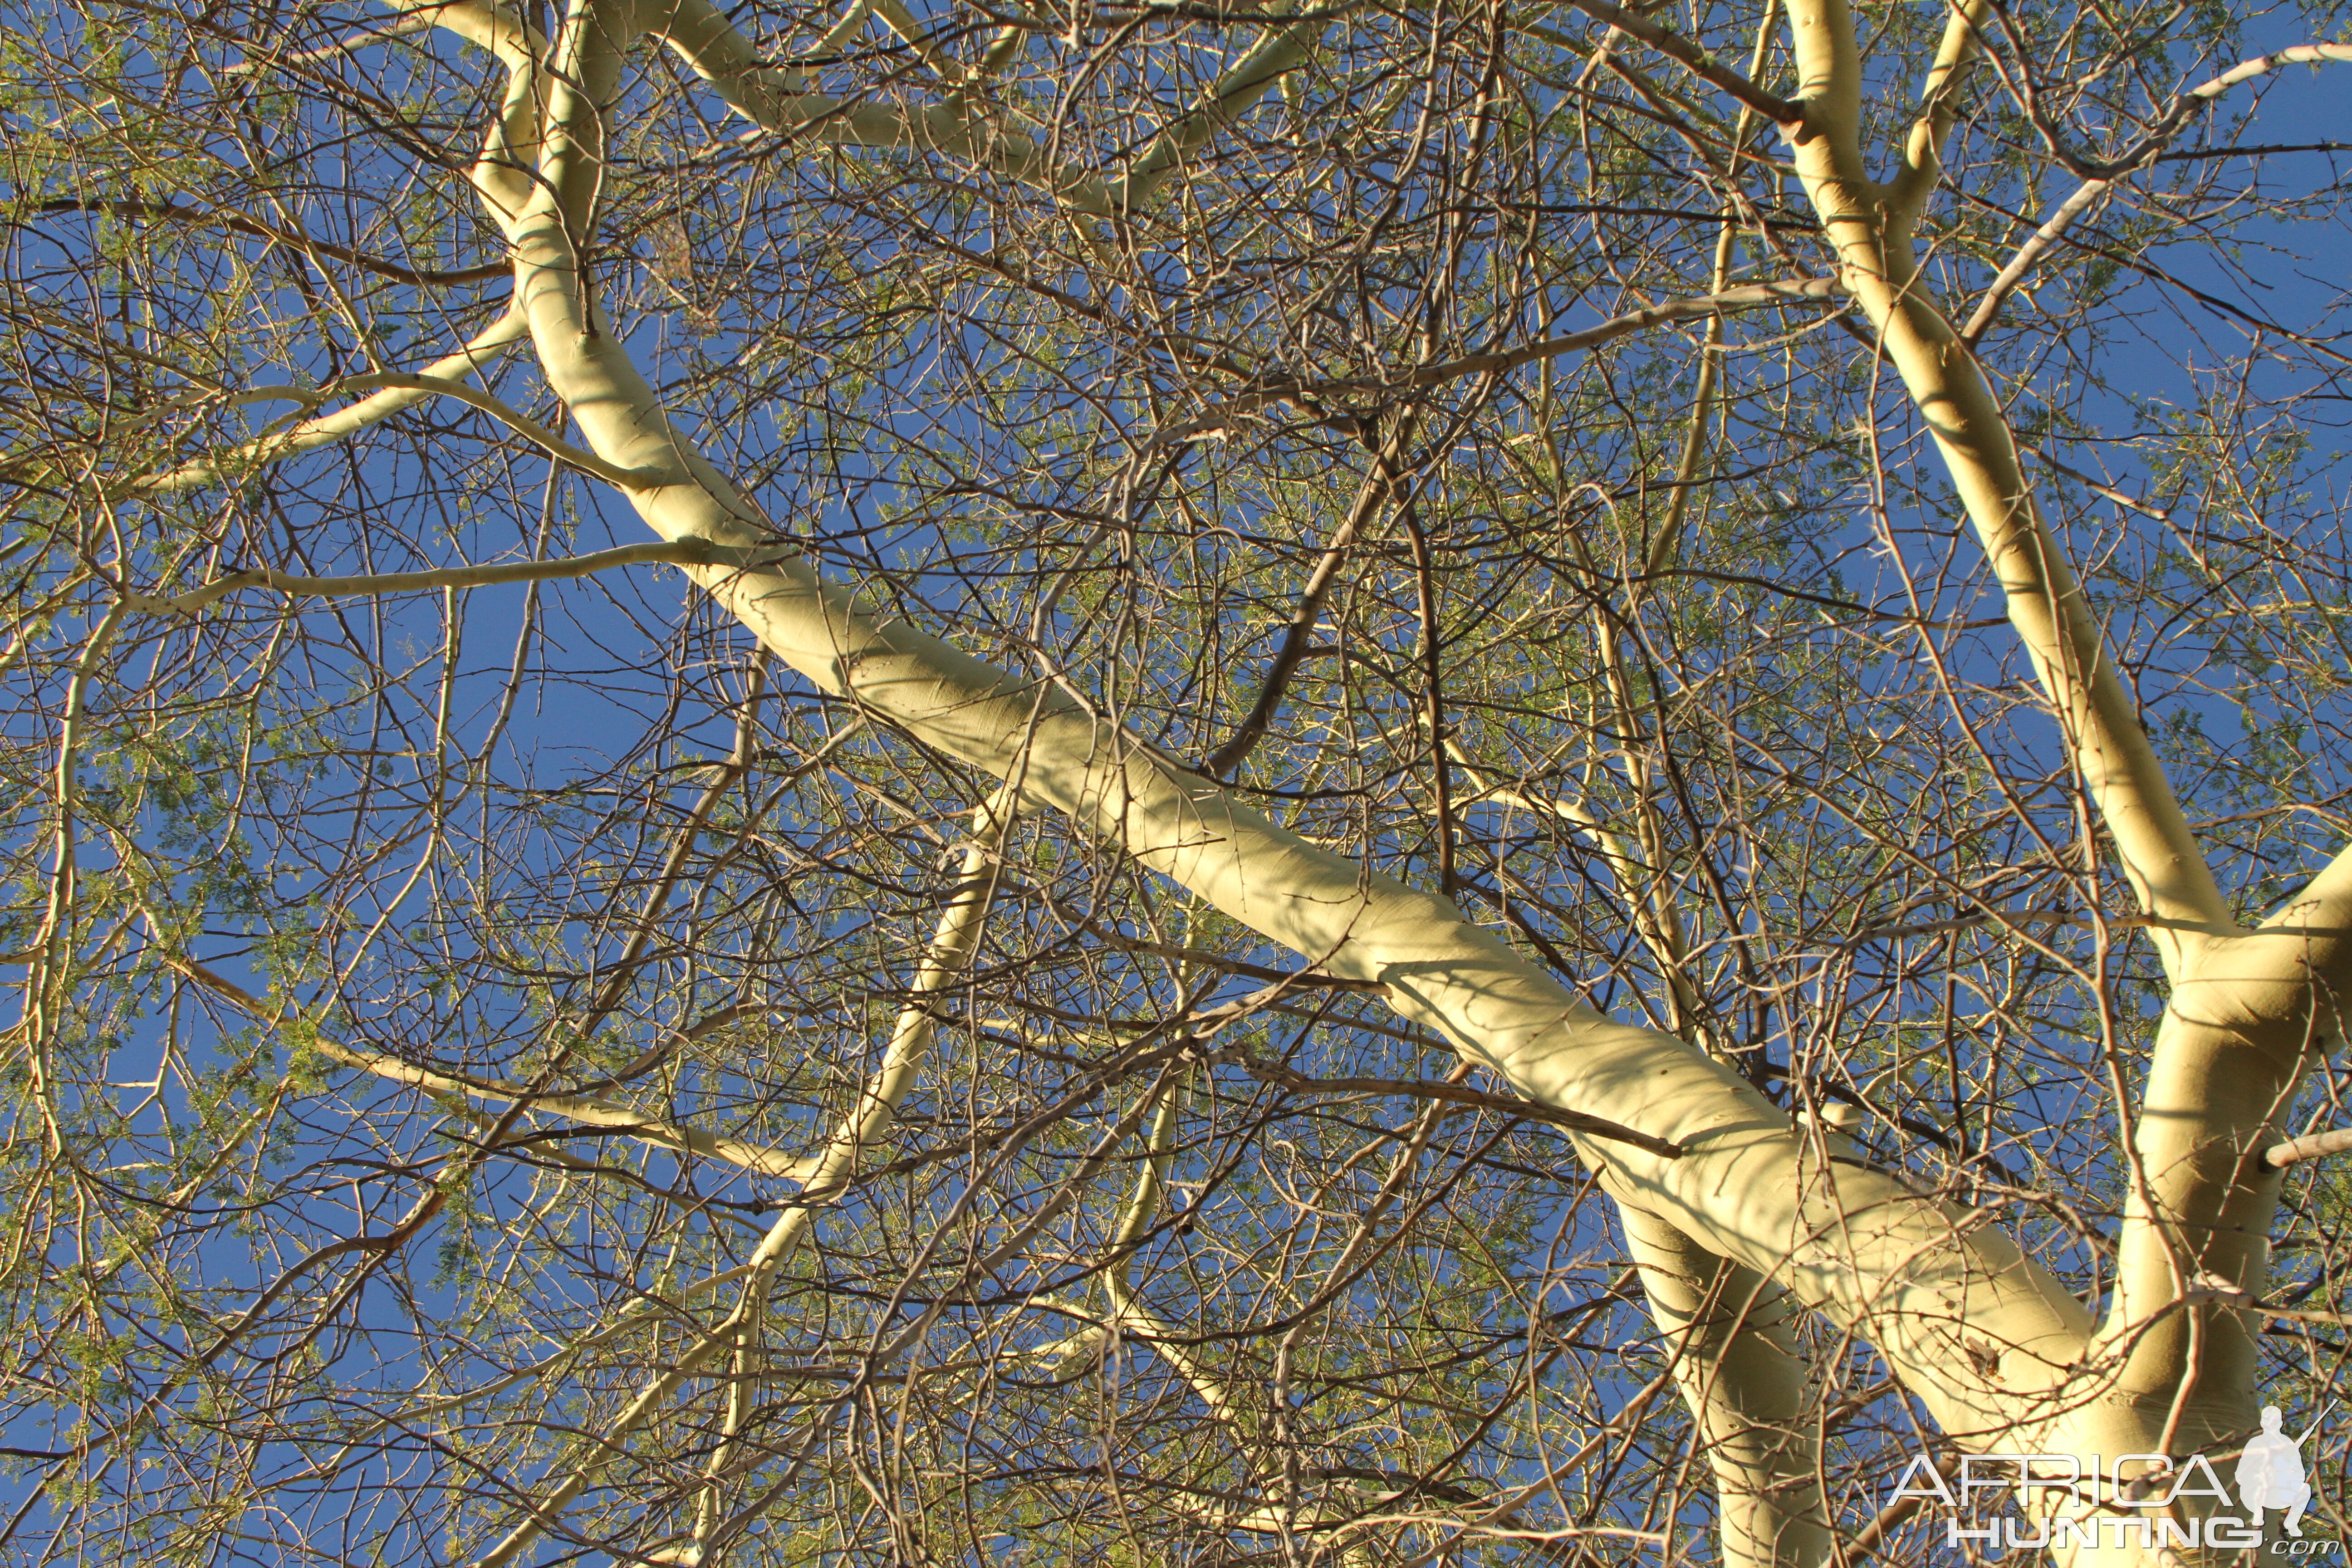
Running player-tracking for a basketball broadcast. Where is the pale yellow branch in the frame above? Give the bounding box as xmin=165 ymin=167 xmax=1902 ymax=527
xmin=129 ymin=539 xmax=791 ymax=618
xmin=127 ymin=305 xmax=529 ymax=493
xmin=1782 ymin=0 xmax=2230 ymax=972
xmin=652 ymin=0 xmax=1325 ymax=219
xmin=134 ymin=365 xmax=655 ymax=495
xmin=867 ymin=0 xmax=968 ymax=82
xmin=1622 ymin=1204 xmax=1827 ymax=1568
xmin=1960 ymin=43 xmax=2352 ymax=345
xmin=1777 ymin=0 xmax=2342 ymax=1504
xmin=473 ymin=782 xmax=1018 ymax=1568
xmin=2264 ymin=1128 xmax=2352 ymax=1170
xmin=447 ymin=5 xmax=2100 ymax=1552
xmin=1105 ymin=19 xmax=1330 ymax=212
xmin=163 ymin=956 xmax=818 ymax=1180
xmin=650 ymin=0 xmax=1118 ymax=211
xmin=1102 ymin=1074 xmax=1263 ymax=1460
xmin=381 ymin=0 xmax=549 ymax=217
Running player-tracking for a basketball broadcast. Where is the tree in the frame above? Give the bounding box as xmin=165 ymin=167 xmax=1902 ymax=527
xmin=1 ymin=0 xmax=2350 ymax=1560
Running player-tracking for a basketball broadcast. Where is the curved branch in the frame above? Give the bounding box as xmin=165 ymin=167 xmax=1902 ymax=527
xmin=1559 ymin=0 xmax=1802 ymax=127
xmin=1104 ymin=15 xmax=1331 ymax=211
xmin=125 ymin=361 xmax=659 ymax=495
xmin=2055 ymin=42 xmax=2352 ymax=181
xmin=461 ymin=1 xmax=2099 ymax=1552
xmin=1961 ymin=42 xmax=2352 ymax=346
xmin=164 ymin=956 xmax=820 ymax=1180
xmin=2264 ymin=1128 xmax=2352 ymax=1170
xmin=477 ymin=786 xmax=1017 ymax=1568
xmin=650 ymin=0 xmax=1120 ymax=211
xmin=1782 ymin=0 xmax=2230 ymax=966
xmin=654 ymin=0 xmax=1326 ymax=217
xmin=1957 ymin=176 xmax=2110 ymax=346
xmin=127 ymin=304 xmax=529 ymax=492
xmin=25 ymin=198 xmax=509 ymax=286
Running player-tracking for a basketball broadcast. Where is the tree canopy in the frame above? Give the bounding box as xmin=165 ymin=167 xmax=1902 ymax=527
xmin=2 ymin=0 xmax=2351 ymax=1562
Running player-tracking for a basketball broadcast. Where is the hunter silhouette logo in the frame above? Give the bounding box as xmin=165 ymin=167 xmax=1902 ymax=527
xmin=2239 ymin=1404 xmax=2325 ymax=1537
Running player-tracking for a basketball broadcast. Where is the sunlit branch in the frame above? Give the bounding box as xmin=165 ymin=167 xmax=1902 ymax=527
xmin=129 ymin=539 xmax=792 ymax=617
xmin=478 ymin=786 xmax=1018 ymax=1568
xmin=2263 ymin=1129 xmax=2352 ymax=1170
xmin=126 ymin=304 xmax=530 ymax=492
xmin=651 ymin=0 xmax=1119 ymax=211
xmin=494 ymin=0 xmax=2094 ymax=1485
xmin=1958 ymin=176 xmax=2111 ymax=347
xmin=382 ymin=0 xmax=550 ymax=216
xmin=867 ymin=0 xmax=972 ymax=82
xmin=127 ymin=360 xmax=655 ymax=495
xmin=656 ymin=0 xmax=1326 ymax=218
xmin=1621 ymin=1204 xmax=1827 ymax=1568
xmin=1103 ymin=15 xmax=1330 ymax=212
xmin=1781 ymin=0 xmax=2230 ymax=968
xmin=1777 ymin=0 xmax=2352 ymax=1498
xmin=163 ymin=956 xmax=820 ymax=1179
xmin=1961 ymin=42 xmax=2352 ymax=346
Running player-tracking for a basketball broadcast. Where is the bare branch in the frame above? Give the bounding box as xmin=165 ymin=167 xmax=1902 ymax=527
xmin=130 ymin=539 xmax=794 ymax=617
xmin=162 ymin=957 xmax=820 ymax=1180
xmin=2263 ymin=1129 xmax=2352 ymax=1170
xmin=1558 ymin=0 xmax=1803 ymax=128
xmin=24 ymin=198 xmax=509 ymax=286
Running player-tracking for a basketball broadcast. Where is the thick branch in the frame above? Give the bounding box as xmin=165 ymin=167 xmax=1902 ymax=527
xmin=1779 ymin=0 xmax=2349 ymax=1490
xmin=2264 ymin=1128 xmax=2352 ymax=1169
xmin=651 ymin=0 xmax=1119 ymax=211
xmin=1781 ymin=0 xmax=2230 ymax=970
xmin=423 ymin=7 xmax=2103 ymax=1555
xmin=659 ymin=0 xmax=1326 ymax=217
xmin=1622 ymin=1204 xmax=1827 ymax=1568
xmin=498 ymin=26 xmax=2094 ymax=1474
xmin=2093 ymin=843 xmax=2352 ymax=1426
